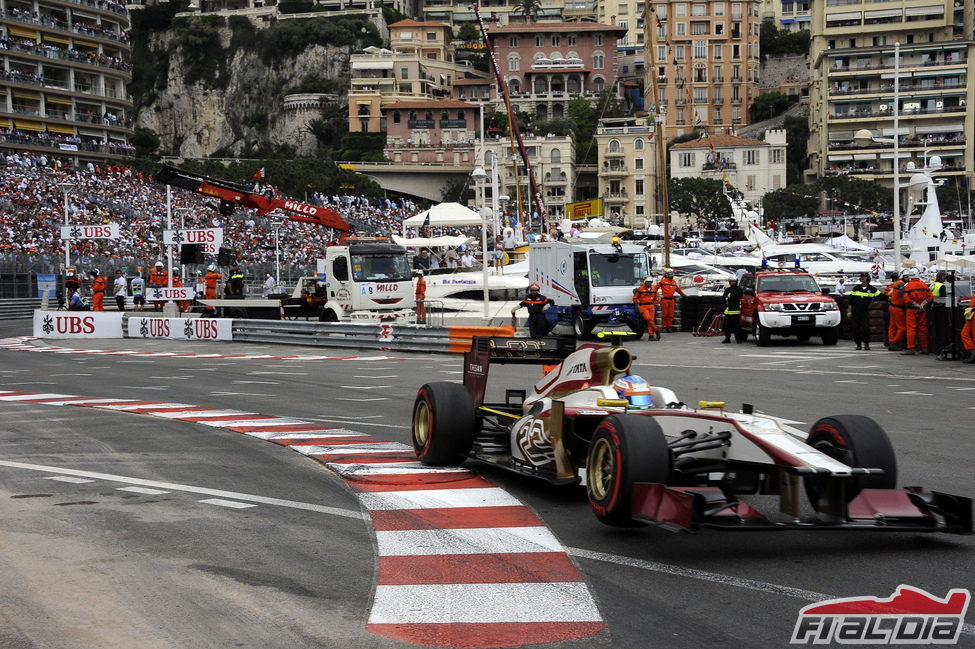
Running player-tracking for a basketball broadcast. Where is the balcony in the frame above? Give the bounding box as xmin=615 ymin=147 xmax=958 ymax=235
xmin=712 ymin=97 xmax=724 ymax=105
xmin=702 ymin=161 xmax=736 ymax=171
xmin=829 ymin=105 xmax=967 ymax=121
xmin=545 ymin=173 xmax=568 ymax=184
xmin=407 ymin=120 xmax=436 ymax=129
xmin=602 ymin=191 xmax=628 ymax=203
xmin=601 ymin=163 xmax=628 ymax=176
xmin=604 ymin=148 xmax=625 ymax=158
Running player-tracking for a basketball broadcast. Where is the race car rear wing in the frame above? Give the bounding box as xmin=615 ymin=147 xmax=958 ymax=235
xmin=463 ymin=336 xmax=576 ymax=405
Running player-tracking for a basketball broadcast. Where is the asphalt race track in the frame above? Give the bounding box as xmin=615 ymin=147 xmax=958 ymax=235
xmin=0 ymin=319 xmax=973 ymax=649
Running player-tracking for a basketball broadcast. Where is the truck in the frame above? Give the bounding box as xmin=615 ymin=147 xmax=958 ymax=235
xmin=155 ymin=166 xmax=416 ymax=324
xmin=199 ymin=243 xmax=415 ymax=323
xmin=529 ymin=240 xmax=653 ymax=339
xmin=739 ymin=268 xmax=842 ymax=346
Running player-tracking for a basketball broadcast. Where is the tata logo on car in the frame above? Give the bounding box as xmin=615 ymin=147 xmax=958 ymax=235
xmin=566 ymin=362 xmax=589 ymax=375
xmin=282 ymin=201 xmax=317 ymax=215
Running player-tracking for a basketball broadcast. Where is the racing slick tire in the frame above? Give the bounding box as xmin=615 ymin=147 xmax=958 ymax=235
xmin=587 ymin=415 xmax=671 ymax=527
xmin=573 ymin=313 xmax=594 ymax=340
xmin=412 ymin=382 xmax=476 ymax=466
xmin=804 ymin=414 xmax=898 ymax=509
xmin=754 ymin=320 xmax=771 ymax=347
xmin=821 ymin=326 xmax=839 ymax=346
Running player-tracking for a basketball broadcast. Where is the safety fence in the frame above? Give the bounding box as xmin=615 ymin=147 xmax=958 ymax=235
xmin=0 ymin=298 xmax=41 ymax=320
xmin=28 ymin=310 xmax=515 ymax=354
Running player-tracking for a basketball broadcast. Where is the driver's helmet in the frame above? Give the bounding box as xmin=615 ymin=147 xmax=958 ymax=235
xmin=613 ymin=375 xmax=654 ymax=409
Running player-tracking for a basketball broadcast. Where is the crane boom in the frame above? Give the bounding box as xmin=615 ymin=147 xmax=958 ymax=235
xmin=154 ymin=166 xmax=351 ymax=233
xmin=472 ymin=4 xmax=547 ymax=227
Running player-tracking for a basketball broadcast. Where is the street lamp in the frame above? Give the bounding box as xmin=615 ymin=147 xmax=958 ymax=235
xmin=472 ymin=166 xmax=489 ymax=319
xmin=58 ymin=182 xmax=76 ymax=279
xmin=854 ymin=41 xmax=901 ymax=272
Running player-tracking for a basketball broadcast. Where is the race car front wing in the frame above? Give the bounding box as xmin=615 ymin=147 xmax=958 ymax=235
xmin=630 ymin=483 xmax=973 ymax=534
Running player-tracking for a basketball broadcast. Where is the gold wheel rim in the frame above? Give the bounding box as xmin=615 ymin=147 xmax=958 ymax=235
xmin=413 ymin=400 xmax=430 ymax=447
xmin=589 ymin=438 xmax=615 ymax=500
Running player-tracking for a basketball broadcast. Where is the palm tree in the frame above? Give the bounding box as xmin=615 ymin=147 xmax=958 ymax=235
xmin=511 ymin=0 xmax=541 ymax=23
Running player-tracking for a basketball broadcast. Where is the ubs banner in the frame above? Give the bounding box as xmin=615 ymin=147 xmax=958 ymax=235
xmin=127 ymin=317 xmax=232 ymax=341
xmin=34 ymin=312 xmax=124 ymax=338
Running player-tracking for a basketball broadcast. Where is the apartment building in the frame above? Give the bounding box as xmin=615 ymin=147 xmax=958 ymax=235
xmin=806 ymin=0 xmax=975 ymax=186
xmin=646 ymin=0 xmax=762 ymax=139
xmin=593 ymin=116 xmax=654 ymax=223
xmin=0 ymin=0 xmax=133 ymax=162
xmin=348 ymin=19 xmax=489 ymax=133
xmin=479 ymin=134 xmax=577 ymax=220
xmin=759 ymin=0 xmax=810 ymax=33
xmin=423 ymin=0 xmax=563 ymax=27
xmin=486 ymin=21 xmax=627 ymax=121
xmin=670 ymin=130 xmax=786 ymax=204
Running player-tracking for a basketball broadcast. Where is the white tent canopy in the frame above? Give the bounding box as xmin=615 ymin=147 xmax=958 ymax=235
xmin=826 ymin=234 xmax=874 ymax=251
xmin=403 ymin=203 xmax=484 ymax=228
xmin=392 ymin=235 xmax=475 ymax=249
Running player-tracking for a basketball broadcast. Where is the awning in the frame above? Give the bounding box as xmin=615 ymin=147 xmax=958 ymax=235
xmin=826 ymin=11 xmax=860 ymax=21
xmin=880 ymin=71 xmax=913 ymax=79
xmin=78 ymin=130 xmax=104 ymax=137
xmin=879 ymin=152 xmax=912 ymax=159
xmin=937 ymin=151 xmax=963 ymax=158
xmin=14 ymin=120 xmax=44 ymax=132
xmin=915 ymin=123 xmax=963 ymax=134
xmin=41 ymin=35 xmax=70 ymax=44
xmin=351 ymin=60 xmax=394 ymax=70
xmin=45 ymin=124 xmax=75 ymax=134
xmin=73 ymin=40 xmax=98 ymax=48
xmin=853 ymin=153 xmax=875 ymax=161
xmin=905 ymin=5 xmax=942 ymax=16
xmin=881 ymin=127 xmax=910 ymax=136
xmin=829 ymin=131 xmax=854 ymax=140
xmin=864 ymin=9 xmax=901 ymax=19
xmin=13 ymin=91 xmax=41 ymax=100
xmin=7 ymin=26 xmax=38 ymax=39
xmin=828 ymin=154 xmax=853 ymax=161
xmin=914 ymin=69 xmax=963 ymax=77
xmin=45 ymin=96 xmax=73 ymax=105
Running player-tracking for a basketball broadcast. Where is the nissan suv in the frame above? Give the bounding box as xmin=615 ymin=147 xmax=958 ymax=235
xmin=739 ymin=269 xmax=841 ymax=346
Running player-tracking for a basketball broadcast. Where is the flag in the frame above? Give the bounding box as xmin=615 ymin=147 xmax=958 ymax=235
xmin=251 ymin=167 xmax=265 ymax=180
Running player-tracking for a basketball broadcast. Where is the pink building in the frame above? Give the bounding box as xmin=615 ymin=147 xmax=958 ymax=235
xmin=486 ymin=22 xmax=627 ymax=120
xmin=382 ymin=99 xmax=480 ymax=165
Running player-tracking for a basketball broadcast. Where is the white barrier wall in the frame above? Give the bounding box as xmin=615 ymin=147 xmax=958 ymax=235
xmin=127 ymin=317 xmax=232 ymax=341
xmin=33 ymin=311 xmax=124 ymax=338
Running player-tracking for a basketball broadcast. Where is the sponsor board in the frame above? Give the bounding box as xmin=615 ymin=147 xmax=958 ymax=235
xmin=162 ymin=228 xmax=224 ymax=254
xmin=33 ymin=312 xmax=124 ymax=338
xmin=127 ymin=317 xmax=232 ymax=341
xmin=149 ymin=286 xmax=196 ymax=302
xmin=60 ymin=224 xmax=120 ymax=240
xmin=792 ymin=585 xmax=971 ymax=645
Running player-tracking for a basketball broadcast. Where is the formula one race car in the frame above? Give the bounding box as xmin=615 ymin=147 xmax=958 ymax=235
xmin=411 ymin=336 xmax=972 ymax=533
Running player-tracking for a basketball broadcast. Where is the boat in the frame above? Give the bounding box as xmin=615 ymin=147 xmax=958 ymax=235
xmin=902 ymin=156 xmax=975 ymax=266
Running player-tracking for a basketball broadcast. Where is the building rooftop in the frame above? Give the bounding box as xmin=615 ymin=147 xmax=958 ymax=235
xmin=390 ymin=19 xmax=451 ymax=28
xmin=382 ymin=100 xmax=479 ymax=110
xmin=671 ymin=134 xmax=769 ymax=149
xmin=487 ymin=22 xmax=626 ymax=34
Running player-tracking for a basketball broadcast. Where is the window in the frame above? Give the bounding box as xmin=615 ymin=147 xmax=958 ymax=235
xmin=675 ymin=45 xmax=685 ymax=60
xmin=426 ymin=32 xmax=437 ymax=40
xmin=568 ymin=34 xmax=576 ymax=45
xmin=658 ymin=45 xmax=666 ymax=60
xmin=508 ymin=55 xmax=520 ymax=72
xmin=745 ymin=174 xmax=756 ymax=190
xmin=714 ymin=2 xmax=724 ymax=15
xmin=635 ymin=179 xmax=645 ymax=195
xmin=634 ymin=138 xmax=644 ymax=151
xmin=400 ymin=68 xmax=409 ymax=79
xmin=457 ymin=111 xmax=465 ymax=120
xmin=635 ymin=158 xmax=644 ymax=169
xmin=619 ymin=3 xmax=627 ymax=14
xmin=694 ymin=40 xmax=706 ymax=58
xmin=675 ymin=3 xmax=687 ymax=16
xmin=536 ymin=35 xmax=544 ymax=46
xmin=593 ymin=53 xmax=604 ymax=68
xmin=692 ymin=22 xmax=707 ymax=34
xmin=509 ymin=36 xmax=518 ymax=47
xmin=773 ymin=174 xmax=782 ymax=189
xmin=694 ymin=87 xmax=707 ymax=102
xmin=692 ymin=3 xmax=705 ymax=15
xmin=771 ymin=148 xmax=783 ymax=164
xmin=676 ymin=22 xmax=686 ymax=35
xmin=594 ymin=34 xmax=604 ymax=45
xmin=732 ymin=44 xmax=741 ymax=59
xmin=744 ymin=149 xmax=758 ymax=165
xmin=608 ymin=139 xmax=621 ymax=153
xmin=393 ymin=111 xmax=400 ymax=124
xmin=713 ymin=109 xmax=721 ymax=123
xmin=713 ymin=44 xmax=722 ymax=59
xmin=552 ymin=35 xmax=561 ymax=47
xmin=551 ymin=148 xmax=561 ymax=163
xmin=713 ymin=65 xmax=723 ymax=81
xmin=679 ymin=152 xmax=695 ymax=167
xmin=694 ymin=66 xmax=706 ymax=82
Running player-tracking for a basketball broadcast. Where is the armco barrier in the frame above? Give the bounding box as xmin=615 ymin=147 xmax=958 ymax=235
xmin=231 ymin=319 xmax=514 ymax=353
xmin=0 ymin=298 xmax=42 ymax=320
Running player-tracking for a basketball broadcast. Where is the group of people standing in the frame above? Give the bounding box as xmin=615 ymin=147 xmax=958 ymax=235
xmin=632 ymin=270 xmax=685 ymax=340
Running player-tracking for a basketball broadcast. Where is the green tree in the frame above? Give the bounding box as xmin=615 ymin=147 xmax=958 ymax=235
xmin=130 ymin=127 xmax=161 ymax=160
xmin=783 ymin=114 xmax=808 ymax=185
xmin=567 ymin=92 xmax=626 ymax=165
xmin=441 ymin=177 xmax=473 ymax=203
xmin=307 ymin=102 xmax=348 ymax=157
xmin=511 ymin=0 xmax=542 ymax=22
xmin=759 ymin=21 xmax=810 ymax=57
xmin=815 ymin=176 xmax=891 ymax=214
xmin=668 ymin=177 xmax=734 ymax=222
xmin=750 ymin=91 xmax=795 ymax=122
xmin=457 ymin=22 xmax=480 ymax=42
xmin=762 ymin=185 xmax=818 ymax=221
